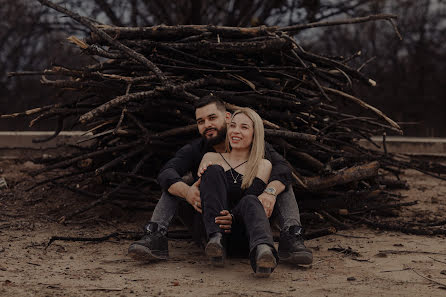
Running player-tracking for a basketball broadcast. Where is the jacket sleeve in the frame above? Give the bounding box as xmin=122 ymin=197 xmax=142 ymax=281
xmin=157 ymin=143 xmax=197 ymax=191
xmin=264 ymin=142 xmax=292 ymax=187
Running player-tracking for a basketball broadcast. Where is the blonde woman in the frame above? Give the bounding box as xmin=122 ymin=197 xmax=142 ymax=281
xmin=197 ymin=108 xmax=278 ymax=277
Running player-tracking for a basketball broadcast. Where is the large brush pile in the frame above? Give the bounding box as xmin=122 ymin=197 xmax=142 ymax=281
xmin=5 ymin=0 xmax=446 ymax=235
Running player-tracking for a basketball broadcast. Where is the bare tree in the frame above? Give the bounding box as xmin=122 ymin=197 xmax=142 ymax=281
xmin=2 ymin=0 xmax=445 ymax=135
xmin=0 ymin=0 xmax=92 ymax=129
xmin=302 ymin=0 xmax=446 ymax=136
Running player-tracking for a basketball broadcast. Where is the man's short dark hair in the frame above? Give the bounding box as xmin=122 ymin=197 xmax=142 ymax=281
xmin=194 ymin=95 xmax=226 ymax=112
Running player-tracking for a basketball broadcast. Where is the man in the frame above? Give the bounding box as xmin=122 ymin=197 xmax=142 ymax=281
xmin=128 ymin=95 xmax=313 ymax=265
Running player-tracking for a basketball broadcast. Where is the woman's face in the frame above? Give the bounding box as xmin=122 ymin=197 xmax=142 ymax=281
xmin=228 ymin=113 xmax=254 ymax=150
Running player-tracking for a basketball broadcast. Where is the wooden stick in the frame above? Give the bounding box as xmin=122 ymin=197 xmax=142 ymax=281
xmin=46 ymin=233 xmax=120 ymax=249
xmin=409 ymin=267 xmax=446 ymax=287
xmin=322 ymin=86 xmax=402 ymax=133
xmin=282 ymin=14 xmax=399 ymax=33
xmin=30 ymin=140 xmax=142 ymax=176
xmin=63 ymin=153 xmax=152 ymax=221
xmin=318 ymin=210 xmax=350 ymax=229
xmin=79 ymin=78 xmax=209 ymax=123
xmin=152 ymin=124 xmax=198 ymax=138
xmin=305 ymin=227 xmax=337 ymax=240
xmin=379 ymin=250 xmax=446 ymax=256
xmin=428 ymin=257 xmax=446 ymax=265
xmin=37 ymin=0 xmax=169 ymax=85
xmin=265 ymin=129 xmax=318 ymax=142
xmin=304 ymin=161 xmax=380 ymax=190
xmin=91 ymin=24 xmax=276 ymax=41
xmin=357 ymin=217 xmax=446 ymax=236
xmin=95 ymin=146 xmax=145 ymax=175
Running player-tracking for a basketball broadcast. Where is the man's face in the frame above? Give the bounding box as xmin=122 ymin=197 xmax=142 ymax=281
xmin=195 ymin=103 xmax=228 ymax=146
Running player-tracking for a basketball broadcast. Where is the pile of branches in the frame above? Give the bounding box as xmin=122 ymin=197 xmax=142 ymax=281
xmin=5 ymin=0 xmax=446 ymax=236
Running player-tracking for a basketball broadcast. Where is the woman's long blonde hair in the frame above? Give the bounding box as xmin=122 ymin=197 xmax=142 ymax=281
xmin=225 ymin=108 xmax=265 ymax=189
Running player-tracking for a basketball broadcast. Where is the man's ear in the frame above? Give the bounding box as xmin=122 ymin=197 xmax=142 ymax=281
xmin=225 ymin=112 xmax=231 ymax=123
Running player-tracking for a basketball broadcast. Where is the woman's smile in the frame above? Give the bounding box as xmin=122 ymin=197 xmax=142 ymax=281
xmin=230 ymin=136 xmax=242 ymax=143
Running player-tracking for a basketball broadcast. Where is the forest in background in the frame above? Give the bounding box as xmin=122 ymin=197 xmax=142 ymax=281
xmin=1 ymin=0 xmax=445 ymax=136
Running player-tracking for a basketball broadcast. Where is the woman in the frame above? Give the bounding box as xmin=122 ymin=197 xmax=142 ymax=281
xmin=197 ymin=108 xmax=278 ymax=277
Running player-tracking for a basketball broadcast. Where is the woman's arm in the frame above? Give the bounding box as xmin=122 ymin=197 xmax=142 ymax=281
xmin=256 ymin=159 xmax=272 ymax=184
xmin=245 ymin=159 xmax=272 ymax=196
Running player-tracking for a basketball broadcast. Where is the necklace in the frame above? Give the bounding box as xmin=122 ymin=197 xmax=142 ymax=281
xmin=218 ymin=153 xmax=247 ymax=183
xmin=229 ymin=168 xmax=241 ymax=184
xmin=229 ymin=160 xmax=247 ymax=183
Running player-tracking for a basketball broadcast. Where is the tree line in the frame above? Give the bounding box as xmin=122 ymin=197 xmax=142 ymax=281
xmin=1 ymin=0 xmax=444 ymax=136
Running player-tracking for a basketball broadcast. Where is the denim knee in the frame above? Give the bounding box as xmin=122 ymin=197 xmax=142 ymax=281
xmin=239 ymin=194 xmax=263 ymax=209
xmin=202 ymin=164 xmax=224 ymax=177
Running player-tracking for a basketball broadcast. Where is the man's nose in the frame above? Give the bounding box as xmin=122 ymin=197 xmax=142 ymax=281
xmin=204 ymin=120 xmax=213 ymax=128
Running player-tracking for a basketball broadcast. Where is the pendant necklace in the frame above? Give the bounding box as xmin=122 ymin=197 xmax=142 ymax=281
xmin=229 ymin=168 xmax=241 ymax=184
xmin=219 ymin=153 xmax=248 ymax=183
xmin=229 ymin=161 xmax=247 ymax=183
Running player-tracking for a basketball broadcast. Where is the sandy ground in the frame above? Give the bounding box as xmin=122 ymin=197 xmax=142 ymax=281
xmin=1 ymin=154 xmax=446 ymax=297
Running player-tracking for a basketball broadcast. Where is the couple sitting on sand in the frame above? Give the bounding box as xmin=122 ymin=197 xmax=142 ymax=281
xmin=128 ymin=95 xmax=313 ymax=277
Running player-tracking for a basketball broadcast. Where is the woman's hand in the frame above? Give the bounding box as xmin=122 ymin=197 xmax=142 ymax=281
xmin=215 ymin=210 xmax=232 ymax=233
xmin=198 ymin=161 xmax=213 ymax=177
xmin=258 ymin=193 xmax=276 ymax=218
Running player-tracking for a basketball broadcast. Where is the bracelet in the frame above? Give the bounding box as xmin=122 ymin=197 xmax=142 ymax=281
xmin=265 ymin=193 xmax=277 ymax=199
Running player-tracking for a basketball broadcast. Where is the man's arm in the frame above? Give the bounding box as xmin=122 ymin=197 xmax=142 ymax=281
xmin=258 ymin=143 xmax=292 ymax=217
xmin=157 ymin=141 xmax=203 ymax=212
xmin=168 ymin=179 xmax=202 ymax=213
xmin=167 ymin=181 xmax=192 ymax=199
xmin=164 ymin=152 xmax=216 ymax=213
xmin=157 ymin=142 xmax=198 ymax=192
xmin=264 ymin=142 xmax=292 ymax=196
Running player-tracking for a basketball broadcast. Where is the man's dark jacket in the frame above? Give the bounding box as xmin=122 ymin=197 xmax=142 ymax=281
xmin=157 ymin=138 xmax=292 ymax=192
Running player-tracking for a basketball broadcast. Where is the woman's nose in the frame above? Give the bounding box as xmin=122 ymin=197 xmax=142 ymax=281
xmin=231 ymin=127 xmax=241 ymax=134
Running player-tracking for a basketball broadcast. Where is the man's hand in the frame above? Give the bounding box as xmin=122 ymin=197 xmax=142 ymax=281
xmin=185 ymin=178 xmax=202 ymax=213
xmin=198 ymin=161 xmax=213 ymax=177
xmin=215 ymin=210 xmax=232 ymax=233
xmin=258 ymin=193 xmax=276 ymax=218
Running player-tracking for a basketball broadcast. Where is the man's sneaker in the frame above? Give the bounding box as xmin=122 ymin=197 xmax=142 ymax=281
xmin=128 ymin=222 xmax=168 ymax=261
xmin=205 ymin=232 xmax=225 ymax=267
xmin=278 ymin=225 xmax=313 ymax=265
xmin=253 ymin=244 xmax=277 ymax=278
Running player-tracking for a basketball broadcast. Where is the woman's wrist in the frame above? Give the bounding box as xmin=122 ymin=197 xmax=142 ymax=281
xmin=263 ymin=186 xmax=277 ymax=197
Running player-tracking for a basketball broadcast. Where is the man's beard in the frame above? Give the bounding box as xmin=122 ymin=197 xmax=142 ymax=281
xmin=203 ymin=125 xmax=227 ymax=147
